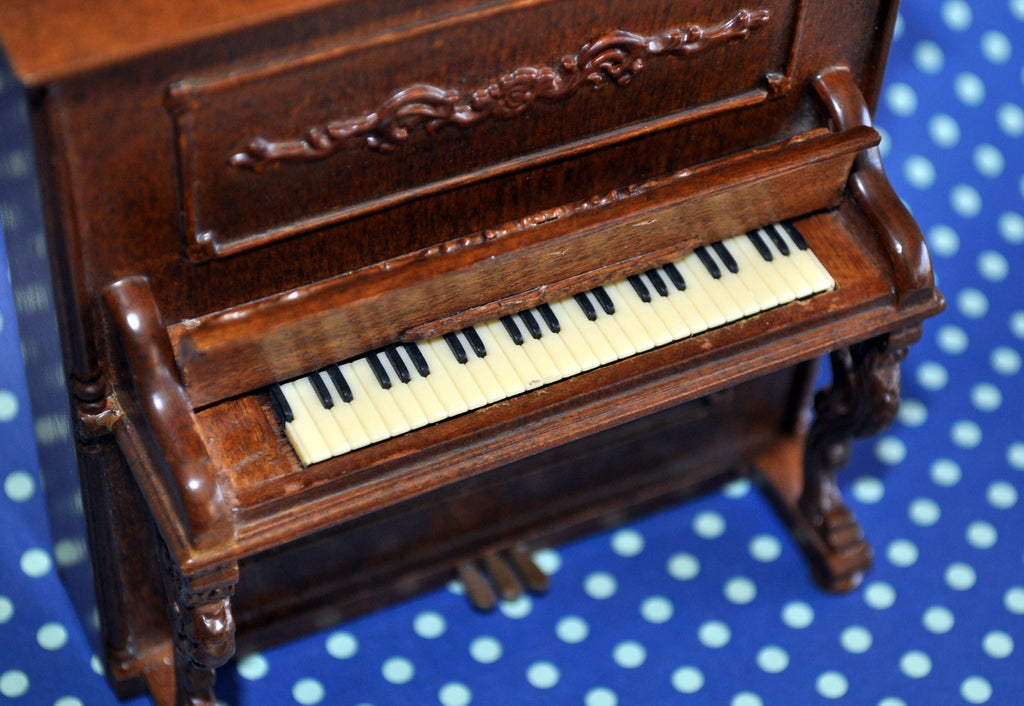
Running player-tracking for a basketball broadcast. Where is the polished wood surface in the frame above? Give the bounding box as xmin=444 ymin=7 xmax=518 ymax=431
xmin=0 ymin=1 xmax=943 ymax=703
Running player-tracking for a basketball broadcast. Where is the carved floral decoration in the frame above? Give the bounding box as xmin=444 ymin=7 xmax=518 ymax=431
xmin=230 ymin=8 xmax=770 ymax=170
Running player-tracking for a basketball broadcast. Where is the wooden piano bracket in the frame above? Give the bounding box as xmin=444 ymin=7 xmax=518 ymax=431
xmin=813 ymin=67 xmax=935 ymax=308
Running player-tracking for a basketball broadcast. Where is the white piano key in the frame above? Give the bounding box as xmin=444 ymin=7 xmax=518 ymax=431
xmin=424 ymin=337 xmax=491 ymax=410
xmin=451 ymin=331 xmax=508 ymax=404
xmin=771 ymin=223 xmax=835 ymax=292
xmin=389 ymin=347 xmax=449 ymax=424
xmin=318 ymin=370 xmax=373 ymax=451
xmin=634 ymin=272 xmax=693 ymax=341
xmin=293 ymin=376 xmax=351 ymax=457
xmin=542 ymin=300 xmax=605 ymax=371
xmin=279 ymin=382 xmax=331 ymax=465
xmin=702 ymin=244 xmax=762 ymax=317
xmin=756 ymin=226 xmax=815 ymax=298
xmin=550 ymin=298 xmax=620 ymax=365
xmin=375 ymin=350 xmax=430 ymax=429
xmin=603 ymin=280 xmax=667 ymax=350
xmin=413 ymin=341 xmax=473 ymax=417
xmin=674 ymin=256 xmax=735 ymax=326
xmin=348 ymin=357 xmax=413 ymax=438
xmin=656 ymin=262 xmax=711 ymax=337
xmin=330 ymin=364 xmax=392 ymax=445
xmin=473 ymin=323 xmax=533 ymax=395
xmin=578 ymin=291 xmax=637 ymax=360
xmin=730 ymin=235 xmax=792 ymax=307
xmin=519 ymin=313 xmax=580 ymax=383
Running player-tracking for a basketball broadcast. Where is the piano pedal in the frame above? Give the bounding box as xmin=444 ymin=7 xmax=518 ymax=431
xmin=456 ymin=546 xmax=550 ymax=611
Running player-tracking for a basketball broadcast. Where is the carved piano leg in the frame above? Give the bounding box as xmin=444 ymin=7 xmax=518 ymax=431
xmin=756 ymin=326 xmax=920 ymax=593
xmin=157 ymin=542 xmax=238 ymax=706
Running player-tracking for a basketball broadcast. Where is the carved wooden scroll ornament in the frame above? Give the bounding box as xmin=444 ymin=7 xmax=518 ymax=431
xmin=230 ymin=8 xmax=770 ymax=170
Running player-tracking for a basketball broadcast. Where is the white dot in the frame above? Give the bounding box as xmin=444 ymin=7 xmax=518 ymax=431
xmin=840 ymin=625 xmax=873 ymax=654
xmin=556 ymin=615 xmax=589 ymax=643
xmin=237 ymin=654 xmax=269 ymax=680
xmin=0 ymin=390 xmax=17 ymax=422
xmin=916 ymin=361 xmax=948 ymax=390
xmin=988 ymin=481 xmax=1018 ymax=509
xmin=640 ymin=596 xmax=674 ymax=624
xmin=927 ymin=223 xmax=960 ymax=255
xmin=951 ymin=419 xmax=982 ymax=449
xmin=966 ymin=521 xmax=998 ymax=549
xmin=732 ymin=692 xmax=763 ymax=706
xmin=439 ymin=682 xmax=472 ymax=706
xmin=0 ymin=670 xmax=29 ymax=698
xmin=878 ymin=125 xmax=892 ymax=157
xmin=928 ymin=115 xmax=961 ymax=148
xmin=611 ymin=528 xmax=644 ymax=557
xmin=999 ymin=212 xmax=1024 ymax=244
xmin=667 ymin=552 xmax=700 ymax=581
xmin=413 ymin=611 xmax=446 ymax=639
xmin=526 ymin=661 xmax=559 ymax=689
xmin=54 ymin=698 xmax=84 ymax=706
xmin=970 ymin=382 xmax=1003 ymax=411
xmin=900 ymin=650 xmax=932 ymax=678
xmin=904 ymin=155 xmax=935 ymax=188
xmin=981 ymin=30 xmax=1012 ymax=64
xmin=697 ymin=620 xmax=731 ymax=648
xmin=723 ymin=577 xmax=757 ymax=605
xmin=923 ymin=606 xmax=955 ymax=634
xmin=585 ymin=687 xmax=617 ymax=706
xmin=3 ymin=470 xmax=34 ymax=502
xmin=852 ymin=475 xmax=885 ymax=504
xmin=887 ymin=539 xmax=919 ymax=567
xmin=875 ymin=436 xmax=907 ymax=466
xmin=909 ymin=498 xmax=941 ymax=526
xmin=951 ymin=184 xmax=983 ymax=218
xmin=325 ymin=631 xmax=358 ymax=659
xmin=749 ymin=534 xmax=782 ymax=562
xmin=499 ymin=595 xmax=532 ymax=619
xmin=693 ymin=510 xmax=726 ymax=539
xmin=997 ymin=104 xmax=1024 ymax=137
xmin=1005 ymin=586 xmax=1024 ymax=614
xmin=90 ymin=655 xmax=103 ymax=676
xmin=973 ymin=145 xmax=1005 ymax=179
xmin=991 ymin=346 xmax=1021 ymax=375
xmin=961 ymin=676 xmax=993 ymax=704
xmin=756 ymin=645 xmax=789 ymax=673
xmin=959 ymin=288 xmax=990 ymax=318
xmin=931 ymin=458 xmax=962 ymax=487
xmin=20 ymin=548 xmax=52 ymax=578
xmin=936 ymin=325 xmax=969 ymax=355
xmin=864 ymin=581 xmax=896 ymax=609
xmin=671 ymin=666 xmax=705 ymax=694
xmin=977 ymin=251 xmax=1009 ymax=282
xmin=913 ymin=40 xmax=944 ymax=73
xmin=532 ymin=548 xmax=561 ymax=576
xmin=781 ymin=601 xmax=814 ymax=629
xmin=955 ymin=72 xmax=986 ymax=106
xmin=584 ymin=572 xmax=617 ymax=599
xmin=612 ymin=640 xmax=646 ymax=668
xmin=722 ymin=478 xmax=751 ymax=498
xmin=1013 ymin=0 xmax=1024 ymax=19
xmin=898 ymin=399 xmax=928 ymax=427
xmin=886 ymin=83 xmax=918 ymax=116
xmin=945 ymin=562 xmax=977 ymax=590
xmin=292 ymin=678 xmax=325 ymax=705
xmin=982 ymin=631 xmax=1014 ymax=659
xmin=816 ymin=671 xmax=849 ymax=699
xmin=0 ymin=596 xmax=12 ymax=623
xmin=469 ymin=636 xmax=502 ymax=664
xmin=36 ymin=622 xmax=69 ymax=651
xmin=381 ymin=656 xmax=415 ymax=684
xmin=941 ymin=0 xmax=972 ymax=30
xmin=878 ymin=699 xmax=907 ymax=706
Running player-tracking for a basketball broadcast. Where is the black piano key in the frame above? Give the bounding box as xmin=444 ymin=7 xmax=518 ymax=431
xmin=444 ymin=331 xmax=469 ymax=364
xmin=765 ymin=225 xmax=790 ymax=256
xmin=367 ymin=352 xmax=393 ymax=389
xmin=463 ymin=327 xmax=487 ymax=357
xmin=384 ymin=345 xmax=412 ymax=383
xmin=269 ymin=384 xmax=294 ymax=424
xmin=663 ymin=262 xmax=687 ymax=291
xmin=779 ymin=221 xmax=810 ymax=250
xmin=747 ymin=230 xmax=774 ymax=261
xmin=327 ymin=364 xmax=354 ymax=402
xmin=308 ymin=371 xmax=335 ymax=409
xmin=591 ymin=286 xmax=615 ymax=315
xmin=404 ymin=343 xmax=430 ymax=378
xmin=694 ymin=246 xmax=722 ymax=279
xmin=644 ymin=268 xmax=669 ymax=296
xmin=501 ymin=315 xmax=524 ymax=345
xmin=627 ymin=275 xmax=651 ymax=302
xmin=519 ymin=310 xmax=543 ymax=339
xmin=574 ymin=292 xmax=598 ymax=321
xmin=711 ymin=241 xmax=740 ymax=274
xmin=537 ymin=303 xmax=560 ymax=333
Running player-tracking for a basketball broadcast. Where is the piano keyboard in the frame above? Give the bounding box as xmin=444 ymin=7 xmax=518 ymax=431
xmin=270 ymin=222 xmax=834 ymax=466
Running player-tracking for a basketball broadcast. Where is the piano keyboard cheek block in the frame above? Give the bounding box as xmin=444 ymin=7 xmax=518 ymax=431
xmin=1 ymin=0 xmax=944 ymax=703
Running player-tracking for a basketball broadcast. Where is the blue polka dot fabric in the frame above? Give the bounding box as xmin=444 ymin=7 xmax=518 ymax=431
xmin=1 ymin=1 xmax=1023 ymax=704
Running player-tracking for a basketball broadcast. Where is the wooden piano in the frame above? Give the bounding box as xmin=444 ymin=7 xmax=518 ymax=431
xmin=0 ymin=0 xmax=943 ymax=703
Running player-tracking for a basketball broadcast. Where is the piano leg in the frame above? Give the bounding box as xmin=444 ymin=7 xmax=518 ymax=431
xmin=756 ymin=326 xmax=919 ymax=592
xmin=156 ymin=543 xmax=237 ymax=706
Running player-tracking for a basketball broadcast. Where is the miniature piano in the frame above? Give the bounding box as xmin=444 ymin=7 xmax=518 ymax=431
xmin=0 ymin=0 xmax=943 ymax=703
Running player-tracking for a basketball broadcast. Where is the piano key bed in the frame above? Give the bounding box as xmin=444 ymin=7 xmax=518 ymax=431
xmin=272 ymin=222 xmax=835 ymax=466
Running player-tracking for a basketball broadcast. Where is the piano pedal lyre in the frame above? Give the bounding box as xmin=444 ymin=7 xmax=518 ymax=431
xmin=457 ymin=545 xmax=550 ymax=611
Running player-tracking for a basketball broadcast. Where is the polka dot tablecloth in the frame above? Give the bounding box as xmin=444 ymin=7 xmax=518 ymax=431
xmin=1 ymin=1 xmax=1023 ymax=704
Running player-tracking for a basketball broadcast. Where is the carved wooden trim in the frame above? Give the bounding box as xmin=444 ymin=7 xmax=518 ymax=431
xmin=230 ymin=8 xmax=770 ymax=170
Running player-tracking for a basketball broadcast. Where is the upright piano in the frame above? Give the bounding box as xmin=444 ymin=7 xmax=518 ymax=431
xmin=0 ymin=0 xmax=943 ymax=703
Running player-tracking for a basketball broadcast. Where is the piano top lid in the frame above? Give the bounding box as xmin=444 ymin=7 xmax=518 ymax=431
xmin=0 ymin=0 xmax=344 ymax=85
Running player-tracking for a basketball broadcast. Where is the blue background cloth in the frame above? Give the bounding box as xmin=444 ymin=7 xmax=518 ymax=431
xmin=1 ymin=1 xmax=1022 ymax=704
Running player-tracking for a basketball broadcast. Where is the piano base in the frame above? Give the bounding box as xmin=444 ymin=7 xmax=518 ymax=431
xmin=94 ymin=327 xmax=914 ymax=705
